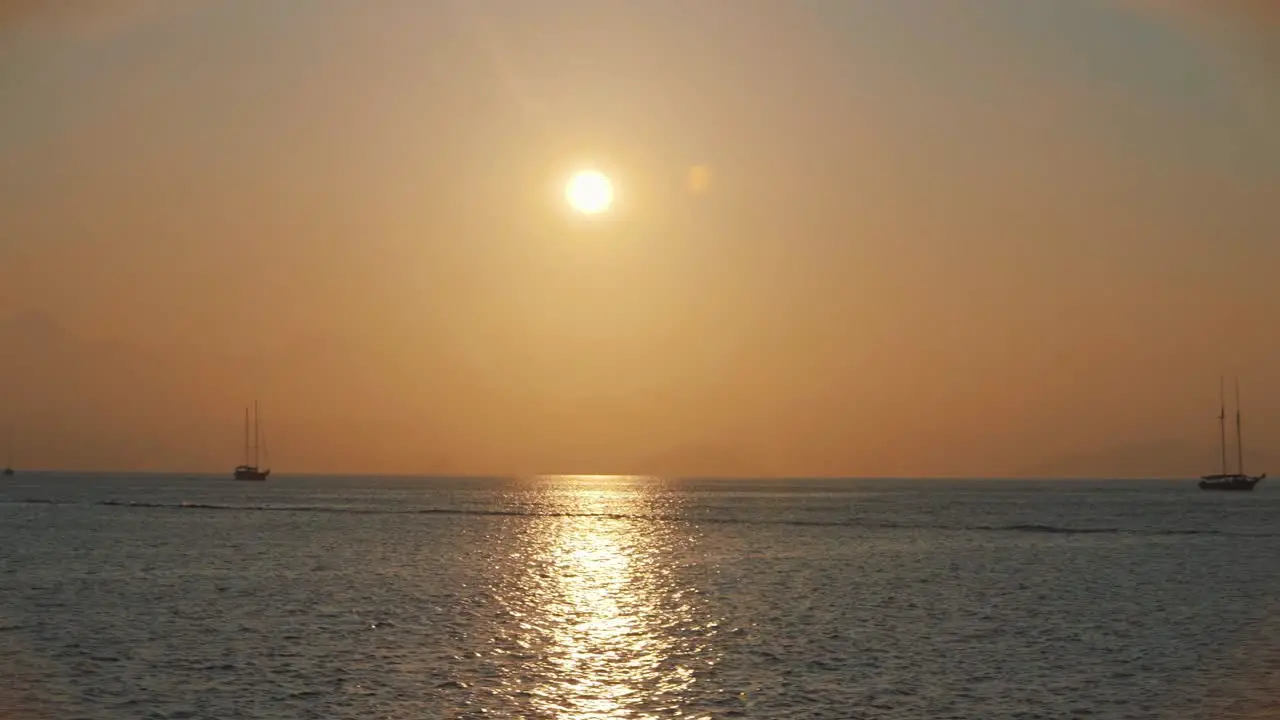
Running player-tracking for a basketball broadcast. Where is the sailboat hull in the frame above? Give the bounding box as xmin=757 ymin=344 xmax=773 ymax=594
xmin=234 ymin=466 xmax=269 ymax=481
xmin=1198 ymin=474 xmax=1263 ymax=491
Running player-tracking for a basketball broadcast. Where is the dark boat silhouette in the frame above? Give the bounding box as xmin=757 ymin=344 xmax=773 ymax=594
xmin=233 ymin=401 xmax=270 ymax=481
xmin=1198 ymin=473 xmax=1263 ymax=491
xmin=234 ymin=465 xmax=269 ymax=481
xmin=1200 ymin=378 xmax=1263 ymax=491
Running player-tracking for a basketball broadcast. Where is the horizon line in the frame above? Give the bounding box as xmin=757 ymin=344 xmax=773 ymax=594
xmin=1 ymin=469 xmax=1208 ymax=481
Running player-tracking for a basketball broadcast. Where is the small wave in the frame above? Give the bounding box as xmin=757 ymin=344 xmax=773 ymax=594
xmin=3 ymin=498 xmax=1275 ymax=537
xmin=971 ymin=523 xmax=1234 ymax=537
xmin=974 ymin=523 xmax=1121 ymax=535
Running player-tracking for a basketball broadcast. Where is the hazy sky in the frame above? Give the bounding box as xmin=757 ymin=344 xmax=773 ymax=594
xmin=0 ymin=0 xmax=1277 ymax=476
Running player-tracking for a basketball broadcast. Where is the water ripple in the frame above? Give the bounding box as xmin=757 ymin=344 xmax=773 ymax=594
xmin=4 ymin=497 xmax=1279 ymax=539
xmin=2 ymin=475 xmax=1280 ymax=718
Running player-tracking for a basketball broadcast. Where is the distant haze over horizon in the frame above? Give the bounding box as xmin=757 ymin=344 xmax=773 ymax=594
xmin=1 ymin=2 xmax=1277 ymax=477
xmin=0 ymin=308 xmax=1272 ymax=478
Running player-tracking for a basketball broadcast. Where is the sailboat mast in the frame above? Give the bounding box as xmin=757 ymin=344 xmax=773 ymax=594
xmin=243 ymin=407 xmax=250 ymax=466
xmin=259 ymin=410 xmax=269 ymax=469
xmin=253 ymin=401 xmax=261 ymax=468
xmin=1218 ymin=377 xmax=1228 ymax=476
xmin=1235 ymin=378 xmax=1245 ymax=477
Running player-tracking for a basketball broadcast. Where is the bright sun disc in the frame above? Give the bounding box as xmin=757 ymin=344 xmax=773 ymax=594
xmin=565 ymin=170 xmax=613 ymax=215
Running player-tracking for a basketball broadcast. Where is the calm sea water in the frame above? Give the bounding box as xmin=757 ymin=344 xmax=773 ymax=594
xmin=2 ymin=473 xmax=1279 ymax=719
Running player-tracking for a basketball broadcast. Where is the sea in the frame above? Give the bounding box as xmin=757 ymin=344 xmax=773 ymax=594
xmin=1 ymin=473 xmax=1278 ymax=719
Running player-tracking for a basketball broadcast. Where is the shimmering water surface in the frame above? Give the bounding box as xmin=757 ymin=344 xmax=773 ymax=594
xmin=2 ymin=474 xmax=1279 ymax=719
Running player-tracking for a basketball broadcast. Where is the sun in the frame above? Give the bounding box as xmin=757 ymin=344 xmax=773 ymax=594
xmin=564 ymin=170 xmax=614 ymax=215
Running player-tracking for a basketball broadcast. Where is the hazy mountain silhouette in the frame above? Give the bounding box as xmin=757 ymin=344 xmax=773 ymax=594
xmin=0 ymin=309 xmax=450 ymax=471
xmin=0 ymin=308 xmax=74 ymax=349
xmin=0 ymin=0 xmax=190 ymax=36
xmin=1015 ymin=439 xmax=1273 ymax=479
xmin=634 ymin=443 xmax=772 ymax=478
xmin=0 ymin=309 xmax=1269 ymax=478
xmin=0 ymin=309 xmax=232 ymax=469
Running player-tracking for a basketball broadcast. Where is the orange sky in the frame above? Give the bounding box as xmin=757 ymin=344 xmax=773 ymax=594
xmin=0 ymin=0 xmax=1277 ymax=477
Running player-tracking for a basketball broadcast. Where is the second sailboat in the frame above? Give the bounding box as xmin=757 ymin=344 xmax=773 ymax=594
xmin=1199 ymin=378 xmax=1264 ymax=491
xmin=234 ymin=401 xmax=270 ymax=481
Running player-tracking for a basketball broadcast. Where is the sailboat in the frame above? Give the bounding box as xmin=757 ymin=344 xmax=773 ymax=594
xmin=1199 ymin=378 xmax=1265 ymax=491
xmin=233 ymin=401 xmax=270 ymax=481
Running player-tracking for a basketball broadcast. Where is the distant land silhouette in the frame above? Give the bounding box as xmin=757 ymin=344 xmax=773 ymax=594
xmin=1016 ymin=440 xmax=1272 ymax=479
xmin=0 ymin=308 xmax=452 ymax=472
xmin=0 ymin=308 xmax=1270 ymax=478
xmin=633 ymin=443 xmax=773 ymax=479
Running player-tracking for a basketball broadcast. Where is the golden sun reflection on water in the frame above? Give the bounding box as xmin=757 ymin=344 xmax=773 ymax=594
xmin=510 ymin=478 xmax=712 ymax=719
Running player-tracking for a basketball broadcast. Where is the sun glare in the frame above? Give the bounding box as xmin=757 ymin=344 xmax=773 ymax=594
xmin=565 ymin=170 xmax=614 ymax=215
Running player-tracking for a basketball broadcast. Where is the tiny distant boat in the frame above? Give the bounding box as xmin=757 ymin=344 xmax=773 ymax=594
xmin=233 ymin=401 xmax=270 ymax=481
xmin=1200 ymin=378 xmax=1264 ymax=492
xmin=1 ymin=467 xmax=12 ymax=477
